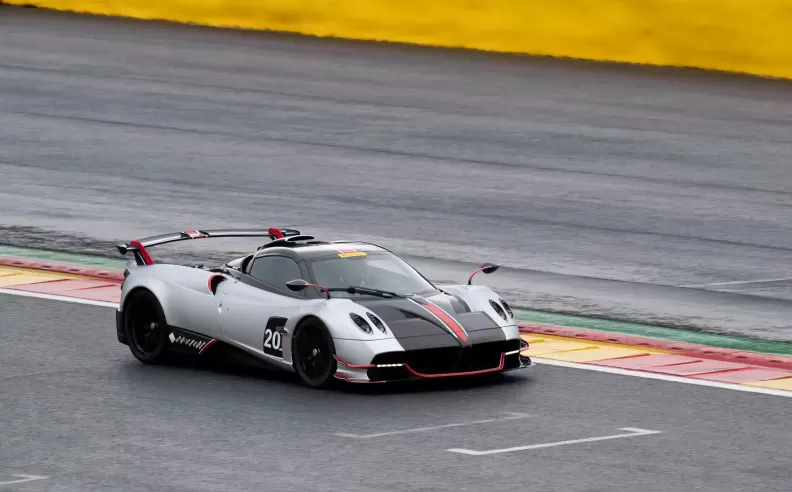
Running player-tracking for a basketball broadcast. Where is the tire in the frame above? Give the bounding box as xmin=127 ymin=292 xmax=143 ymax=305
xmin=124 ymin=289 xmax=171 ymax=365
xmin=291 ymin=317 xmax=338 ymax=389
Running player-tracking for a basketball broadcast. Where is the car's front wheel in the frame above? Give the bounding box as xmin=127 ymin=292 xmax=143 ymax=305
xmin=124 ymin=289 xmax=171 ymax=365
xmin=292 ymin=317 xmax=337 ymax=389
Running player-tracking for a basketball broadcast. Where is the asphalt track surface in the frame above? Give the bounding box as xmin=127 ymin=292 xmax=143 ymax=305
xmin=2 ymin=8 xmax=792 ymax=340
xmin=1 ymin=294 xmax=790 ymax=492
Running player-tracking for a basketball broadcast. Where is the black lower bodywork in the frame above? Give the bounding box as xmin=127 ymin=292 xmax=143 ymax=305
xmin=366 ymin=337 xmax=525 ymax=382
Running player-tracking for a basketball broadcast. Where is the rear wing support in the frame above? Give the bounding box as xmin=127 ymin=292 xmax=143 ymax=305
xmin=116 ymin=227 xmax=300 ymax=265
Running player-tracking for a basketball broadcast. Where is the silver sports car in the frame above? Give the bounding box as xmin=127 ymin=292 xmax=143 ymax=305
xmin=115 ymin=227 xmax=532 ymax=388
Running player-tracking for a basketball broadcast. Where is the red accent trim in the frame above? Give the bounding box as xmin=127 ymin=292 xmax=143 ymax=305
xmin=207 ymin=274 xmax=225 ymax=293
xmin=422 ymin=303 xmax=468 ymax=342
xmin=404 ymin=353 xmax=506 ymax=378
xmin=199 ymin=339 xmax=217 ymax=355
xmin=184 ymin=230 xmax=207 ymax=238
xmin=268 ymin=227 xmax=284 ymax=239
xmin=306 ymin=283 xmax=331 ymax=299
xmin=129 ymin=240 xmax=154 ymax=265
xmin=333 ymin=354 xmax=376 ymax=369
xmin=467 ymin=267 xmax=487 ymax=284
xmin=333 ymin=373 xmax=385 ymax=384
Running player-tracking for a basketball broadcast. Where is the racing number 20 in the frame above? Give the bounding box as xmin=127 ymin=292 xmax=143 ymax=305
xmin=264 ymin=328 xmax=281 ymax=351
xmin=263 ymin=317 xmax=287 ymax=358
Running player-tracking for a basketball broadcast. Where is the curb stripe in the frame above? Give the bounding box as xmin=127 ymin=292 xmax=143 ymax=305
xmin=519 ymin=322 xmax=792 ymax=370
xmin=0 ymin=256 xmax=124 ymax=282
xmin=533 ymin=358 xmax=792 ymax=398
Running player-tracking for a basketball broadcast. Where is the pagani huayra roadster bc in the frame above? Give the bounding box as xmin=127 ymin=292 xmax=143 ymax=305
xmin=115 ymin=227 xmax=532 ymax=388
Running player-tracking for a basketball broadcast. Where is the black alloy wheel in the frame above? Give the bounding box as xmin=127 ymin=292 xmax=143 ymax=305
xmin=124 ymin=290 xmax=170 ymax=364
xmin=292 ymin=318 xmax=337 ymax=388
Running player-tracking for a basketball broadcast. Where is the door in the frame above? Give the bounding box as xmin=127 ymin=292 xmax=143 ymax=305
xmin=217 ymin=255 xmax=309 ymax=365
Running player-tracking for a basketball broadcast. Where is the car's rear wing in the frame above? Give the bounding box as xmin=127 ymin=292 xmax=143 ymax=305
xmin=116 ymin=227 xmax=301 ymax=265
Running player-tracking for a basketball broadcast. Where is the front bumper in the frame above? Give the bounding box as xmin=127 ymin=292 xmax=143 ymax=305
xmin=334 ymin=339 xmax=533 ymax=383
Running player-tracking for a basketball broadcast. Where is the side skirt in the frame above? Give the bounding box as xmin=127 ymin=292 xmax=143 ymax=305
xmin=166 ymin=326 xmax=277 ymax=370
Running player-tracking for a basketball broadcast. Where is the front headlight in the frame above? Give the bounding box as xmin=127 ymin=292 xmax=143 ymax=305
xmin=366 ymin=313 xmax=387 ymax=333
xmin=498 ymin=298 xmax=513 ymax=318
xmin=350 ymin=313 xmax=372 ymax=333
xmin=489 ymin=300 xmax=507 ymax=320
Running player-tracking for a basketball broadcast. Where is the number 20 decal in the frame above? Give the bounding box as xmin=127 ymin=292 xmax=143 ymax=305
xmin=263 ymin=317 xmax=287 ymax=358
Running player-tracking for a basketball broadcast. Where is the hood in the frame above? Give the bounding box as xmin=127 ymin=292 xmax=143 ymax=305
xmin=352 ymin=293 xmax=503 ymax=349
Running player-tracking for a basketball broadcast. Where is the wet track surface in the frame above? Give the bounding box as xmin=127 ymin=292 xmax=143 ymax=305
xmin=2 ymin=294 xmax=791 ymax=492
xmin=2 ymin=7 xmax=792 ymax=339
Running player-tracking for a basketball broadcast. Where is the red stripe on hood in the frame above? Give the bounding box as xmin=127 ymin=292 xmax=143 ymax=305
xmin=422 ymin=303 xmax=468 ymax=342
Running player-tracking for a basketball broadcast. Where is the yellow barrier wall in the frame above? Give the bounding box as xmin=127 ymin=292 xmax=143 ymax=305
xmin=7 ymin=0 xmax=792 ymax=80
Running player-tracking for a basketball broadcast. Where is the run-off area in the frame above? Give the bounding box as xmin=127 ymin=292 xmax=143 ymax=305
xmin=1 ymin=294 xmax=790 ymax=492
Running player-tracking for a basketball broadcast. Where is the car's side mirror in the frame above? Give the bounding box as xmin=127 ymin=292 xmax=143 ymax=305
xmin=286 ymin=279 xmax=309 ymax=291
xmin=467 ymin=262 xmax=500 ymax=285
xmin=285 ymin=279 xmax=331 ymax=299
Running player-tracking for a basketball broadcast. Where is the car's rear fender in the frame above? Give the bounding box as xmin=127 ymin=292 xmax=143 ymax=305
xmin=119 ymin=263 xmax=224 ymax=339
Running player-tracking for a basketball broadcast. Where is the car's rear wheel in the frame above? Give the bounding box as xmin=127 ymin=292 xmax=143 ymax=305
xmin=292 ymin=318 xmax=337 ymax=389
xmin=124 ymin=289 xmax=170 ymax=365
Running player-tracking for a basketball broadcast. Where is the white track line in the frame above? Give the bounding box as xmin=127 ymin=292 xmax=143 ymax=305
xmin=0 ymin=474 xmax=49 ymax=486
xmin=0 ymin=287 xmax=119 ymax=309
xmin=679 ymin=277 xmax=792 ymax=288
xmin=447 ymin=427 xmax=661 ymax=456
xmin=334 ymin=412 xmax=531 ymax=439
xmin=0 ymin=288 xmax=790 ymax=397
xmin=533 ymin=358 xmax=792 ymax=398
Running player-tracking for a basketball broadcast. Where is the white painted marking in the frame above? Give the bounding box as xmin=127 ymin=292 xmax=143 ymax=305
xmin=532 ymin=358 xmax=792 ymax=398
xmin=334 ymin=412 xmax=531 ymax=439
xmin=0 ymin=287 xmax=790 ymax=398
xmin=679 ymin=277 xmax=792 ymax=288
xmin=0 ymin=474 xmax=49 ymax=485
xmin=447 ymin=427 xmax=661 ymax=456
xmin=0 ymin=287 xmax=118 ymax=308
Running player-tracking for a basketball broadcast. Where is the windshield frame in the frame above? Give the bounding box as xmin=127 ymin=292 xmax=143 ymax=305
xmin=304 ymin=249 xmax=438 ymax=299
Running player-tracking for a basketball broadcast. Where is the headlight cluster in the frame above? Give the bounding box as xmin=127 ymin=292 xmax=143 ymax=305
xmin=367 ymin=313 xmax=387 ymax=333
xmin=499 ymin=297 xmax=514 ymax=318
xmin=350 ymin=313 xmax=387 ymax=334
xmin=490 ymin=299 xmax=514 ymax=321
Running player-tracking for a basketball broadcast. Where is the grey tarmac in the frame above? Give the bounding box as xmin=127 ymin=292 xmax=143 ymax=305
xmin=1 ymin=294 xmax=790 ymax=492
xmin=2 ymin=7 xmax=792 ymax=340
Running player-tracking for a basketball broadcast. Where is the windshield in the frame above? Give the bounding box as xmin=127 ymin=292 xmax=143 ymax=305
xmin=306 ymin=251 xmax=436 ymax=298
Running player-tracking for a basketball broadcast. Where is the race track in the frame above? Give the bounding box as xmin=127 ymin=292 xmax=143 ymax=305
xmin=2 ymin=7 xmax=792 ymax=339
xmin=2 ymin=294 xmax=790 ymax=492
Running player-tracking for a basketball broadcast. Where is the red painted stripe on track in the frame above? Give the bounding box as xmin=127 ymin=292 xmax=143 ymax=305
xmin=11 ymin=279 xmax=117 ymax=294
xmin=592 ymin=354 xmax=699 ymax=369
xmin=0 ymin=257 xmax=124 ymax=282
xmin=690 ymin=367 xmax=792 ymax=383
xmin=52 ymin=286 xmax=121 ymax=303
xmin=639 ymin=359 xmax=750 ymax=376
